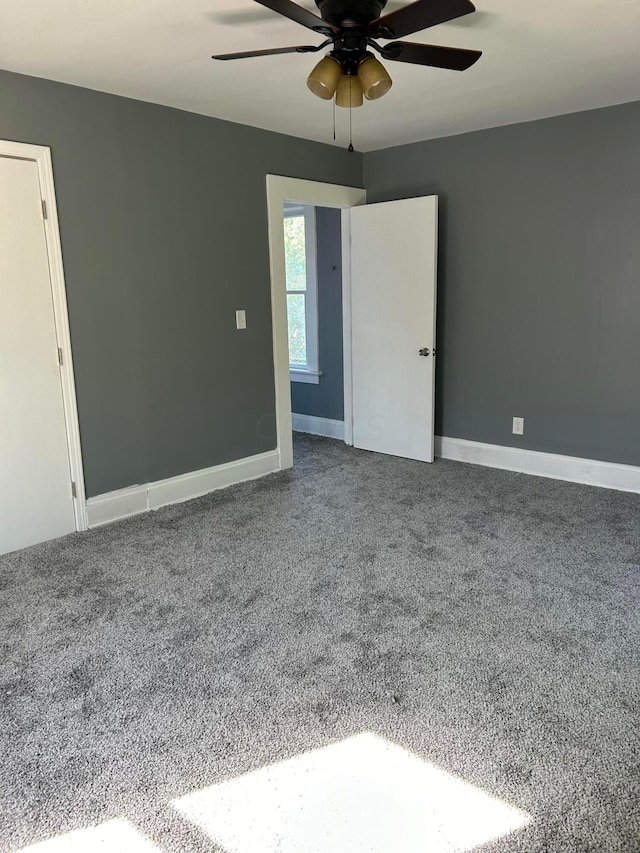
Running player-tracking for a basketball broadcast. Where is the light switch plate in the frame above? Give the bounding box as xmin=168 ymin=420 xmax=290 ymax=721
xmin=512 ymin=416 xmax=524 ymax=436
xmin=236 ymin=309 xmax=246 ymax=330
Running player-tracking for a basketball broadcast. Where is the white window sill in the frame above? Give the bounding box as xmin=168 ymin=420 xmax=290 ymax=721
xmin=290 ymin=368 xmax=322 ymax=385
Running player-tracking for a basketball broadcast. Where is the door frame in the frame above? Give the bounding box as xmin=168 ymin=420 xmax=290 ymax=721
xmin=266 ymin=175 xmax=366 ymax=469
xmin=0 ymin=139 xmax=88 ymax=532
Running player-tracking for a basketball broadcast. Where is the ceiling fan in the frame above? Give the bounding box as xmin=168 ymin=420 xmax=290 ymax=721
xmin=212 ymin=0 xmax=482 ymax=109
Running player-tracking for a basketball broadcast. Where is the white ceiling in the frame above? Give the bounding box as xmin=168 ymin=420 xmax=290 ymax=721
xmin=1 ymin=0 xmax=639 ymax=151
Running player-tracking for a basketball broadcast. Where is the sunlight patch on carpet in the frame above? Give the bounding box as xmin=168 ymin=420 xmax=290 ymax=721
xmin=13 ymin=818 xmax=161 ymax=852
xmin=173 ymin=732 xmax=530 ymax=853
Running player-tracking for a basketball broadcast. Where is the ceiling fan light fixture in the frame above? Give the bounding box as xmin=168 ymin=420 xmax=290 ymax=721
xmin=335 ymin=74 xmax=364 ymax=108
xmin=358 ymin=54 xmax=392 ymax=100
xmin=307 ymin=55 xmax=342 ymax=100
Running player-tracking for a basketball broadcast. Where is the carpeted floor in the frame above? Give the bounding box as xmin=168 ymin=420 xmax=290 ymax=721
xmin=2 ymin=434 xmax=640 ymax=852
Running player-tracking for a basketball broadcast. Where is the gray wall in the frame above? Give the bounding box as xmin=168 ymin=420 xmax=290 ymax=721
xmin=291 ymin=206 xmax=344 ymax=422
xmin=364 ymin=101 xmax=640 ymax=467
xmin=0 ymin=70 xmax=363 ymax=496
xmin=3 ymin=65 xmax=638 ymax=486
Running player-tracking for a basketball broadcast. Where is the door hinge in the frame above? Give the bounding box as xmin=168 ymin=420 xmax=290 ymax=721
xmin=57 ymin=347 xmax=63 ymax=366
xmin=41 ymin=199 xmax=48 ymax=220
xmin=71 ymin=481 xmax=77 ymax=498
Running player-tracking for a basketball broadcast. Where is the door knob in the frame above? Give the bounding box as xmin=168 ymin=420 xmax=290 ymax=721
xmin=418 ymin=347 xmax=430 ymax=357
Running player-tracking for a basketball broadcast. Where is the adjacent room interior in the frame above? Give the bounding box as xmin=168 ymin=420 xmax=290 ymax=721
xmin=1 ymin=0 xmax=640 ymax=850
xmin=284 ymin=201 xmax=347 ymax=442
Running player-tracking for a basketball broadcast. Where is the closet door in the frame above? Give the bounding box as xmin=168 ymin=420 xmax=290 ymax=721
xmin=0 ymin=156 xmax=76 ymax=554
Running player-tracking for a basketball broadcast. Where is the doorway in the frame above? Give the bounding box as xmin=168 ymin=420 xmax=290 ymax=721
xmin=267 ymin=177 xmax=438 ymax=472
xmin=0 ymin=141 xmax=86 ymax=554
xmin=266 ymin=176 xmax=366 ymax=470
xmin=284 ymin=202 xmax=346 ymax=444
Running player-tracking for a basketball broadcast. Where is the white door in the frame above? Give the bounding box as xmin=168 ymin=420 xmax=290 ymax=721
xmin=348 ymin=196 xmax=438 ymax=462
xmin=0 ymin=156 xmax=76 ymax=554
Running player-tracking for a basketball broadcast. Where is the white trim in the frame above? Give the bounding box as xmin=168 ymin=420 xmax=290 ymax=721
xmin=429 ymin=198 xmax=439 ymax=462
xmin=284 ymin=204 xmax=305 ymax=217
xmin=303 ymin=205 xmax=319 ymax=374
xmin=86 ymin=485 xmax=148 ymax=528
xmin=266 ymin=175 xmax=366 ymax=470
xmin=292 ymin=414 xmax=345 ymax=440
xmin=0 ymin=140 xmax=88 ymax=531
xmin=341 ymin=209 xmax=354 ymax=447
xmin=86 ymin=449 xmax=280 ymax=528
xmin=290 ymin=368 xmax=321 ymax=385
xmin=435 ymin=436 xmax=640 ymax=494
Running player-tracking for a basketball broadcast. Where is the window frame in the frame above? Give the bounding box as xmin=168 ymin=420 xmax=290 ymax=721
xmin=284 ymin=204 xmax=320 ymax=385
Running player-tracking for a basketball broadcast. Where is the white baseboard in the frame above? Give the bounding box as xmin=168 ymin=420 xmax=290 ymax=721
xmin=292 ymin=413 xmax=345 ymax=440
xmin=86 ymin=449 xmax=280 ymax=528
xmin=435 ymin=436 xmax=640 ymax=494
xmin=87 ymin=484 xmax=149 ymax=527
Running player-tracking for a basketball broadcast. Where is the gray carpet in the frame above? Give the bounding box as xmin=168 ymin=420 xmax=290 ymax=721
xmin=2 ymin=434 xmax=640 ymax=852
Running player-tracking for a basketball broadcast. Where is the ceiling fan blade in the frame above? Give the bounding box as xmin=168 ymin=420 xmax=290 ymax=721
xmin=370 ymin=0 xmax=476 ymax=39
xmin=253 ymin=0 xmax=338 ymax=34
xmin=382 ymin=40 xmax=481 ymax=70
xmin=212 ymin=44 xmax=321 ymax=60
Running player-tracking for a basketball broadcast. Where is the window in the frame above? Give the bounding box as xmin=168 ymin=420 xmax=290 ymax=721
xmin=284 ymin=204 xmax=320 ymax=384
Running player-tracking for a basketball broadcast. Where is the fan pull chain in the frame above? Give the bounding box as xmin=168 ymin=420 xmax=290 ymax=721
xmin=333 ymin=96 xmax=336 ymax=141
